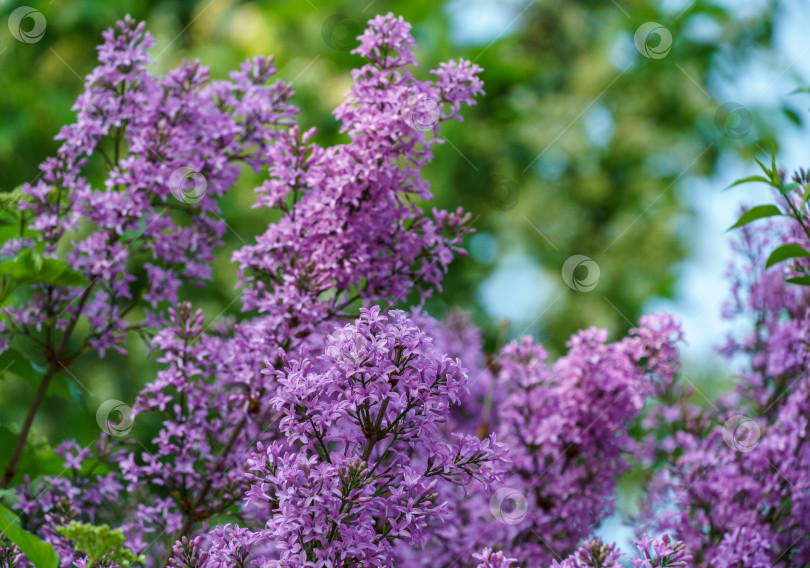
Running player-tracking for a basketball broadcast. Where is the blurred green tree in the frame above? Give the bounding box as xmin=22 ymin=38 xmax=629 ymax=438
xmin=423 ymin=0 xmax=778 ymax=350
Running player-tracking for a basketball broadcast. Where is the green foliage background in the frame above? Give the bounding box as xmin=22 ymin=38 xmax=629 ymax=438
xmin=0 ymin=0 xmax=795 ymax=486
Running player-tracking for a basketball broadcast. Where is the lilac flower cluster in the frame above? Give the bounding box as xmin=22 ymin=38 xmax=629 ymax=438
xmin=207 ymin=307 xmax=506 ymax=567
xmin=116 ymin=303 xmax=251 ymax=552
xmin=548 ymin=534 xmax=691 ymax=568
xmin=641 ymin=209 xmax=810 ymax=567
xmin=471 ymin=534 xmax=692 ymax=568
xmin=231 ymin=12 xmax=481 ymax=346
xmin=416 ymin=314 xmax=682 ymax=566
xmin=2 ymin=15 xmax=294 ymax=356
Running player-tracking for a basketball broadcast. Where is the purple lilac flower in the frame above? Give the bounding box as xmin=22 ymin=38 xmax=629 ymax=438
xmin=421 ymin=315 xmax=682 ymax=567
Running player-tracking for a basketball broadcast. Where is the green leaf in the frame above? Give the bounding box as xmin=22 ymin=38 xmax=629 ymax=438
xmin=783 ymin=106 xmax=802 ymax=126
xmin=754 ymin=157 xmax=772 ymax=179
xmin=0 ymin=187 xmax=26 ymax=217
xmin=0 ymin=250 xmax=88 ymax=290
xmin=0 ymin=342 xmax=79 ymax=402
xmin=727 ymin=205 xmax=783 ymax=231
xmin=780 ymin=181 xmax=799 ymax=193
xmin=786 ymin=275 xmax=810 ymax=286
xmin=0 ymin=219 xmax=20 ymax=248
xmin=0 ymin=347 xmax=38 ymax=383
xmin=57 ymin=522 xmax=142 ymax=567
xmin=8 ymin=335 xmax=49 ymax=376
xmin=765 ymin=244 xmax=810 ymax=269
xmin=0 ymin=425 xmax=64 ymax=483
xmin=724 ymin=175 xmax=772 ymax=191
xmin=0 ymin=502 xmax=59 ymax=568
xmin=751 ymin=154 xmax=779 ymax=185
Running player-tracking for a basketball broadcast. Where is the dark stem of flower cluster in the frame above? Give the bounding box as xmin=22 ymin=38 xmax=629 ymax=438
xmin=362 ymin=397 xmax=390 ymax=462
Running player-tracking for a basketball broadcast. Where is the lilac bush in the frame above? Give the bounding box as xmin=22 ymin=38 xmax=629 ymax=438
xmin=0 ymin=15 xmax=295 ymax=489
xmin=2 ymin=10 xmax=809 ymax=568
xmin=640 ymin=185 xmax=810 ymax=566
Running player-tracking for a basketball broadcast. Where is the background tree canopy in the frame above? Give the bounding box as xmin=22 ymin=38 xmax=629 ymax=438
xmin=0 ymin=0 xmax=797 ymax=479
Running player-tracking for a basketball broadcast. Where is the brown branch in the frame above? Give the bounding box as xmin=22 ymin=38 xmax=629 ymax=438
xmin=1 ymin=282 xmax=96 ymax=488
